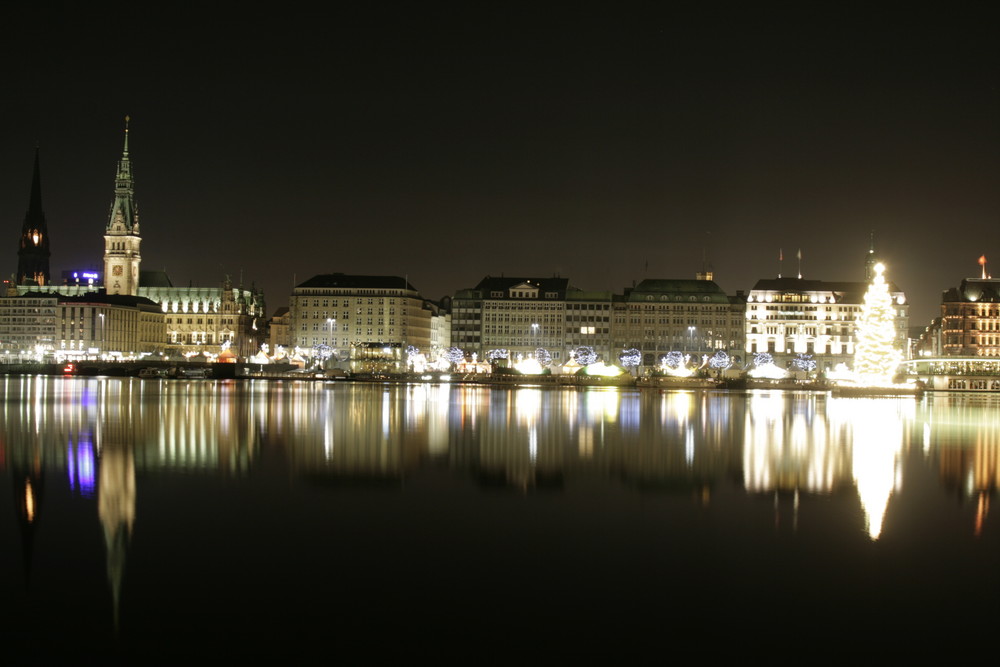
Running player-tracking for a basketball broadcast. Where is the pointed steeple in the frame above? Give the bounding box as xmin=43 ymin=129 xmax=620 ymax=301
xmin=104 ymin=116 xmax=143 ymax=296
xmin=864 ymin=231 xmax=878 ymax=282
xmin=17 ymin=146 xmax=51 ymax=286
xmin=107 ymin=116 xmax=139 ymax=234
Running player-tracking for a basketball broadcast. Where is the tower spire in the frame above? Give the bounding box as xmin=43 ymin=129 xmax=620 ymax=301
xmin=17 ymin=146 xmax=51 ymax=286
xmin=104 ymin=116 xmax=142 ymax=295
xmin=865 ymin=230 xmax=878 ymax=281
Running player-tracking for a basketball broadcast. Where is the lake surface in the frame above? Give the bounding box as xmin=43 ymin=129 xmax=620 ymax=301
xmin=1 ymin=376 xmax=997 ymax=662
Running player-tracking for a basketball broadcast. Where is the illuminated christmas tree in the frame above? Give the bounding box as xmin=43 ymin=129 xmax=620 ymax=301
xmin=853 ymin=262 xmax=902 ymax=386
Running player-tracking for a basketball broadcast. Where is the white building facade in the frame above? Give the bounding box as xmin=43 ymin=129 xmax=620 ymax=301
xmin=745 ymin=277 xmax=908 ymax=371
xmin=288 ymin=274 xmax=432 ymax=370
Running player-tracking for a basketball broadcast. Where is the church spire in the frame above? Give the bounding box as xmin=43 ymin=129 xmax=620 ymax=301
xmin=17 ymin=146 xmax=51 ymax=286
xmin=864 ymin=230 xmax=878 ymax=282
xmin=107 ymin=115 xmax=139 ymax=234
xmin=104 ymin=116 xmax=142 ymax=296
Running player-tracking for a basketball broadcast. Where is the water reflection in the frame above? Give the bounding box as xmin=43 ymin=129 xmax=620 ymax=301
xmin=1 ymin=377 xmax=998 ymax=654
xmin=2 ymin=378 xmax=997 ymax=520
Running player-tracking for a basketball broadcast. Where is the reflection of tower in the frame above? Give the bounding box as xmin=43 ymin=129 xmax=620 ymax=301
xmin=16 ymin=147 xmax=51 ymax=286
xmin=12 ymin=460 xmax=45 ymax=582
xmin=103 ymin=116 xmax=142 ymax=296
xmin=98 ymin=445 xmax=136 ymax=632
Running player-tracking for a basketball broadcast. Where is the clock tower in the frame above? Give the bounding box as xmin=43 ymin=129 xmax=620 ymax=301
xmin=103 ymin=116 xmax=141 ymax=296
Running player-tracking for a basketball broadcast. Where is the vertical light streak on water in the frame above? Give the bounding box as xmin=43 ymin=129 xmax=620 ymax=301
xmin=426 ymin=384 xmax=449 ymax=457
xmin=67 ymin=438 xmax=77 ymax=491
xmin=382 ymin=389 xmax=390 ymax=437
xmin=685 ymin=425 xmax=694 ymax=466
xmin=744 ymin=393 xmax=782 ymax=491
xmin=517 ymin=389 xmax=542 ymax=465
xmin=573 ymin=391 xmax=594 ymax=458
xmin=200 ymin=397 xmax=210 ymax=468
xmin=666 ymin=392 xmax=692 ymax=466
xmin=618 ymin=390 xmax=640 ymax=433
xmin=74 ymin=437 xmax=96 ymax=497
xmin=33 ymin=376 xmax=45 ymax=437
xmin=158 ymin=392 xmax=167 ymax=462
xmin=808 ymin=409 xmax=830 ymax=490
xmin=324 ymin=390 xmax=334 ymax=461
xmin=219 ymin=383 xmax=231 ymax=444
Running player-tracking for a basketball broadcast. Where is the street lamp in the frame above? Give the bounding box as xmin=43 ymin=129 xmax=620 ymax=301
xmin=99 ymin=313 xmax=105 ymax=357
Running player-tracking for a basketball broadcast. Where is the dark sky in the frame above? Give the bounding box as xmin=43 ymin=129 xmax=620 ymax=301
xmin=2 ymin=4 xmax=998 ymax=325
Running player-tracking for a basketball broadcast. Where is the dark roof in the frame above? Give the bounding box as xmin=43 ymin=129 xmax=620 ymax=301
xmin=751 ymin=276 xmax=904 ymax=297
xmin=5 ymin=292 xmax=58 ymax=300
xmin=297 ymin=273 xmax=417 ymax=292
xmin=473 ymin=276 xmax=571 ymax=294
xmin=59 ymin=291 xmax=160 ymax=309
xmin=627 ymin=279 xmax=729 ymax=302
xmin=139 ymin=270 xmax=174 ymax=288
xmin=943 ymin=278 xmax=1000 ymax=303
xmin=632 ymin=278 xmax=724 ymax=293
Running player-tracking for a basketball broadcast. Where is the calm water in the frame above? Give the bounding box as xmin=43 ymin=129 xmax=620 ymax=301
xmin=1 ymin=376 xmax=997 ymax=662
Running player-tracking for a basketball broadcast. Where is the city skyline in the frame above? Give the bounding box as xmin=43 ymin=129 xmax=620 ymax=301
xmin=2 ymin=5 xmax=998 ymax=326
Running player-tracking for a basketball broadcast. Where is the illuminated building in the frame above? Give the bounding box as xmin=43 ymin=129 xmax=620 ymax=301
xmin=426 ymin=297 xmax=452 ymax=361
xmin=0 ymin=292 xmax=58 ymax=360
xmin=745 ymin=277 xmax=908 ymax=371
xmin=452 ymin=276 xmax=583 ymax=363
xmin=56 ymin=293 xmax=165 ymax=358
xmin=103 ymin=117 xmax=141 ymax=296
xmin=611 ymin=272 xmax=745 ymax=367
xmin=62 ymin=269 xmax=103 ymax=288
xmin=268 ymin=306 xmax=291 ymax=352
xmin=746 ymin=243 xmax=909 ymax=373
xmin=288 ymin=273 xmax=432 ymax=369
xmin=937 ymin=272 xmax=1000 ymax=357
xmin=452 ymin=273 xmax=745 ymax=369
xmin=0 ymin=290 xmax=164 ymax=360
xmin=15 ymin=119 xmax=266 ymax=359
xmin=565 ymin=289 xmax=615 ymax=363
xmin=141 ymin=274 xmax=264 ymax=359
xmin=16 ymin=148 xmax=51 ymax=286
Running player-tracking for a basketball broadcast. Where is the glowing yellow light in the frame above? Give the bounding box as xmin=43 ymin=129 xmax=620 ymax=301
xmin=24 ymin=480 xmax=35 ymax=522
xmin=582 ymin=361 xmax=625 ymax=377
xmin=514 ymin=357 xmax=543 ymax=375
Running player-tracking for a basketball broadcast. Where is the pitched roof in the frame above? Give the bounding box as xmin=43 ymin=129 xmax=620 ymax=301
xmin=58 ymin=291 xmax=160 ymax=308
xmin=627 ymin=278 xmax=730 ymax=303
xmin=473 ymin=276 xmax=571 ymax=294
xmin=139 ymin=269 xmax=173 ymax=288
xmin=297 ymin=273 xmax=417 ymax=292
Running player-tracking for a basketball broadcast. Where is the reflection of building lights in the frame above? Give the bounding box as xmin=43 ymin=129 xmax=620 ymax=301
xmin=67 ymin=437 xmax=96 ymax=497
xmin=24 ymin=481 xmax=35 ymax=522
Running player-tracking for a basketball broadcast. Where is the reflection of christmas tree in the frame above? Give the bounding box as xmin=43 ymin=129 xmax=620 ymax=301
xmin=853 ymin=263 xmax=902 ymax=386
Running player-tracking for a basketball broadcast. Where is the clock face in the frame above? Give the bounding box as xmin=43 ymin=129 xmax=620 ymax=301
xmin=112 ymin=266 xmax=123 ymax=276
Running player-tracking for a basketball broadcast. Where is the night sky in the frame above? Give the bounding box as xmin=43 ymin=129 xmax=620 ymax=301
xmin=2 ymin=4 xmax=997 ymax=326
